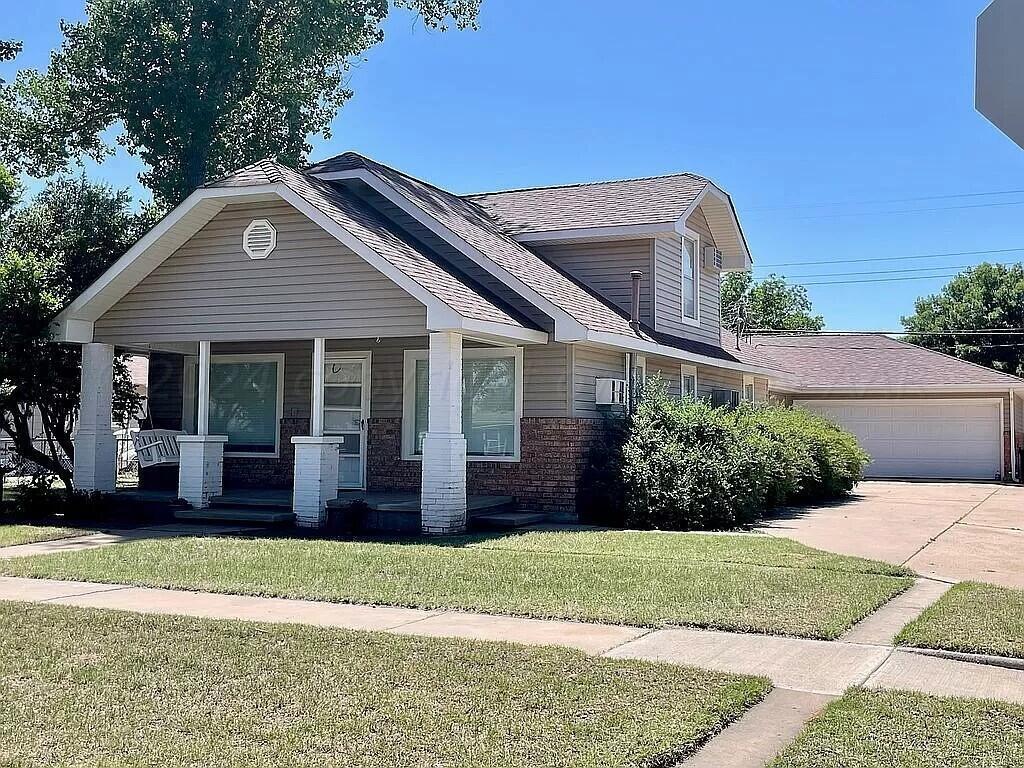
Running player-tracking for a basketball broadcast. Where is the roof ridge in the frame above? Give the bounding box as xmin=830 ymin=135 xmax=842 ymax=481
xmin=464 ymin=170 xmax=710 ymax=199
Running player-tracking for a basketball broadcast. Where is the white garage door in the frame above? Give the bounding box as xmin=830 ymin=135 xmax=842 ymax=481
xmin=794 ymin=399 xmax=1002 ymax=480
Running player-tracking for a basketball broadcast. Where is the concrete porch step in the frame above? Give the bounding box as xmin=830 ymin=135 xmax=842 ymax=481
xmin=209 ymin=493 xmax=292 ymax=512
xmin=175 ymin=507 xmax=294 ymax=525
xmin=472 ymin=511 xmax=548 ymax=530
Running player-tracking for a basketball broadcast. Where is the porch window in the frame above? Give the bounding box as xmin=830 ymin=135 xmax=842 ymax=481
xmin=404 ymin=347 xmax=523 ymax=461
xmin=208 ymin=354 xmax=284 ymax=456
xmin=681 ymin=364 xmax=698 ymax=398
xmin=682 ymin=233 xmax=700 ymax=323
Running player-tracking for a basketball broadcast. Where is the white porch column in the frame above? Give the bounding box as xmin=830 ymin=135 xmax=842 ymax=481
xmin=291 ymin=437 xmax=342 ymax=527
xmin=420 ymin=331 xmax=467 ymax=535
xmin=177 ymin=341 xmax=227 ymax=508
xmin=73 ymin=343 xmax=117 ymax=492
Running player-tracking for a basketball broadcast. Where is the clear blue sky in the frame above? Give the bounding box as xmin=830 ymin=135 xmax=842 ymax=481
xmin=4 ymin=0 xmax=1024 ymax=330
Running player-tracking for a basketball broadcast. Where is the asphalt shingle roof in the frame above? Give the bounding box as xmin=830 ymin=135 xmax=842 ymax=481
xmin=739 ymin=333 xmax=1024 ymax=389
xmin=465 ymin=174 xmax=711 ymax=235
xmin=209 ymin=161 xmax=526 ymax=329
xmin=308 ymin=152 xmax=643 ymax=337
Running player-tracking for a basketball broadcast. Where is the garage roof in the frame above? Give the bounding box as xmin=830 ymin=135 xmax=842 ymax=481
xmin=735 ymin=333 xmax=1024 ymax=390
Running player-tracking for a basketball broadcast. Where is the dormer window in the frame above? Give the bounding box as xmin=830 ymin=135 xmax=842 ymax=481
xmin=682 ymin=232 xmax=700 ymax=324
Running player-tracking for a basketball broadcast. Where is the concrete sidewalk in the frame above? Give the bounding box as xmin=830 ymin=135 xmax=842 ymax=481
xmin=2 ymin=574 xmax=1022 ymax=705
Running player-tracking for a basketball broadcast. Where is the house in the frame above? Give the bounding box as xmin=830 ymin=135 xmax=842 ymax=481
xmin=54 ymin=152 xmax=779 ymax=531
xmin=730 ymin=332 xmax=1023 ymax=482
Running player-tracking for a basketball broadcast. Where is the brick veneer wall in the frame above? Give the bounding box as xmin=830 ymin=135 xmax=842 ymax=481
xmin=223 ymin=417 xmax=310 ymax=489
xmin=366 ymin=417 xmax=607 ymax=519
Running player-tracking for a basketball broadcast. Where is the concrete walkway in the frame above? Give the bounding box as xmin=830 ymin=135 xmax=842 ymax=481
xmin=759 ymin=482 xmax=1024 ymax=588
xmin=0 ymin=523 xmax=265 ymax=560
xmin=2 ymin=574 xmax=1021 ymax=704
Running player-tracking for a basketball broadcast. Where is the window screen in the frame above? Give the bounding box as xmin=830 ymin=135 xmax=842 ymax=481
xmin=208 ymin=360 xmax=280 ymax=453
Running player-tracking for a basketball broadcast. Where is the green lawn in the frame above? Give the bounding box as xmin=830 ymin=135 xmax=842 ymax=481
xmin=769 ymin=688 xmax=1024 ymax=768
xmin=896 ymin=581 xmax=1024 ymax=659
xmin=0 ymin=529 xmax=912 ymax=639
xmin=0 ymin=601 xmax=769 ymax=768
xmin=0 ymin=523 xmax=83 ymax=548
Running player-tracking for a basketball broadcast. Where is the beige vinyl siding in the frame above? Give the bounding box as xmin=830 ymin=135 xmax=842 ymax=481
xmin=653 ymin=207 xmax=722 ymax=346
xmin=646 ymin=356 xmax=682 ymax=398
xmin=347 ymin=184 xmax=553 ymax=332
xmin=522 ymin=343 xmax=571 ymax=417
xmin=531 ymin=240 xmax=653 ymax=325
xmin=94 ymin=201 xmax=427 ymax=345
xmin=696 ymin=365 xmax=743 ymax=400
xmin=755 ymin=377 xmax=770 ymax=402
xmin=572 ymin=344 xmax=626 ymax=417
xmin=327 ymin=337 xmax=571 ymax=419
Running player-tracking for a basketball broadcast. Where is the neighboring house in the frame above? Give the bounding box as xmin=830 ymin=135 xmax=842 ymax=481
xmin=53 ymin=151 xmax=776 ymax=530
xmin=730 ymin=333 xmax=1024 ymax=482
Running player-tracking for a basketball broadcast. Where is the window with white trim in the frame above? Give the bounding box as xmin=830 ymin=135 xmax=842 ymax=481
xmin=743 ymin=375 xmax=756 ymax=403
xmin=682 ymin=233 xmax=700 ymax=323
xmin=208 ymin=354 xmax=285 ymax=456
xmin=403 ymin=347 xmax=523 ymax=461
xmin=681 ymin=364 xmax=698 ymax=399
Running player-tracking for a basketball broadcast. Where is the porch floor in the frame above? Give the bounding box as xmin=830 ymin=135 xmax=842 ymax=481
xmin=117 ymin=487 xmax=516 ymax=517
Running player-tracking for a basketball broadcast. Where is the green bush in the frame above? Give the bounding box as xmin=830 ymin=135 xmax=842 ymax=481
xmin=614 ymin=378 xmax=869 ymax=531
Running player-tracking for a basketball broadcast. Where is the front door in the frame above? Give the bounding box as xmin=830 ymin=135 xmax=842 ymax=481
xmin=322 ymin=352 xmax=371 ymax=489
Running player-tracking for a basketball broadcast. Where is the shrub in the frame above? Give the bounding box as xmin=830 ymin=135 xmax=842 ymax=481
xmin=617 ymin=381 xmax=869 ymax=531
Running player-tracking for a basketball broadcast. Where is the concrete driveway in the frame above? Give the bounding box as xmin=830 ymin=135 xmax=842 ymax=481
xmin=759 ymin=481 xmax=1024 ymax=588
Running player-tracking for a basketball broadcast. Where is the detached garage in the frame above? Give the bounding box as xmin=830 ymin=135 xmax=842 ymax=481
xmin=729 ymin=333 xmax=1024 ymax=482
xmin=793 ymin=398 xmax=1003 ymax=480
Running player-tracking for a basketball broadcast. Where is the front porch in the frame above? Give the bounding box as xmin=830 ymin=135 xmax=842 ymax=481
xmin=78 ymin=329 xmax=543 ymax=535
xmin=113 ymin=488 xmax=529 ymax=531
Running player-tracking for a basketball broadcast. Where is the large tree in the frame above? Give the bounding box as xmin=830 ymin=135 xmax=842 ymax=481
xmin=23 ymin=0 xmax=481 ymax=207
xmin=0 ymin=178 xmax=146 ymax=487
xmin=720 ymin=272 xmax=825 ymax=335
xmin=902 ymin=262 xmax=1024 ymax=378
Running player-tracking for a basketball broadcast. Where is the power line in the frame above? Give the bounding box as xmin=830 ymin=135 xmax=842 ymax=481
xmin=746 ymin=329 xmax=1024 ymax=336
xmin=744 ymin=188 xmax=1024 ymax=212
xmin=776 ymin=272 xmax=962 ymax=287
xmin=770 ymin=263 xmax=1001 ymax=280
xmin=755 ymin=246 xmax=1024 ymax=269
xmin=751 ymin=199 xmax=1024 ymax=220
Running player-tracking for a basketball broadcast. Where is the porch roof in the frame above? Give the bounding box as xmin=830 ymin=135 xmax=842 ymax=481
xmin=54 ymin=161 xmax=543 ymax=345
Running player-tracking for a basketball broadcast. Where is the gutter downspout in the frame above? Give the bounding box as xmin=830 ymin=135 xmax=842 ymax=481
xmin=1011 ymin=389 xmax=1018 ymax=482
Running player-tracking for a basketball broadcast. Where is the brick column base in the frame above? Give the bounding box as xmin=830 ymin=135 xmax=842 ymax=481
xmin=177 ymin=435 xmax=227 ymax=509
xmin=420 ymin=432 xmax=468 ymax=534
xmin=291 ymin=437 xmax=342 ymax=528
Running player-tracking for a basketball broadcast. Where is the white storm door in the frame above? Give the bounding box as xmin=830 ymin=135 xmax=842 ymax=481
xmin=322 ymin=353 xmax=371 ymax=489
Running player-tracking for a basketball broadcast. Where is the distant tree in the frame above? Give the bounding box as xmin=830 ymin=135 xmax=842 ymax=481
xmin=0 ymin=178 xmax=146 ymax=487
xmin=902 ymin=262 xmax=1024 ymax=378
xmin=20 ymin=0 xmax=482 ymax=207
xmin=721 ymin=272 xmax=825 ymax=335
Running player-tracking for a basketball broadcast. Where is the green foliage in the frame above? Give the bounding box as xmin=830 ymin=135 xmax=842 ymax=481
xmin=23 ymin=0 xmax=481 ymax=206
xmin=615 ymin=379 xmax=868 ymax=531
xmin=902 ymin=262 xmax=1024 ymax=378
xmin=0 ymin=177 xmax=146 ymax=486
xmin=721 ymin=272 xmax=825 ymax=334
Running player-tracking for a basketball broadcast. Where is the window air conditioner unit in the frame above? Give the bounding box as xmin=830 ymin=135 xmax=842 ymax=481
xmin=703 ymin=246 xmax=723 ymax=270
xmin=596 ymin=378 xmax=628 ymax=406
xmin=711 ymin=389 xmax=740 ymax=408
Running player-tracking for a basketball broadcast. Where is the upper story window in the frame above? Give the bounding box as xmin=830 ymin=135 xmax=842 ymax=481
xmin=682 ymin=232 xmax=700 ymax=324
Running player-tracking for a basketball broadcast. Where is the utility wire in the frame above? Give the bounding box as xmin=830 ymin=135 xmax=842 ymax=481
xmin=751 ymin=199 xmax=1024 ymax=220
xmin=766 ymin=263 xmax=1005 ymax=280
xmin=746 ymin=329 xmax=1024 ymax=336
xmin=744 ymin=188 xmax=1024 ymax=212
xmin=755 ymin=246 xmax=1024 ymax=269
xmin=773 ymin=272 xmax=962 ymax=287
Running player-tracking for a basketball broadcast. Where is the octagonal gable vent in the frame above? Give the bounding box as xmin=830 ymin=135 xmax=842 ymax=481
xmin=243 ymin=219 xmax=277 ymax=259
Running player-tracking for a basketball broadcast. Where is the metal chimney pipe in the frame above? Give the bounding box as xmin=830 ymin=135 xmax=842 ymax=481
xmin=629 ymin=271 xmax=643 ymax=334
